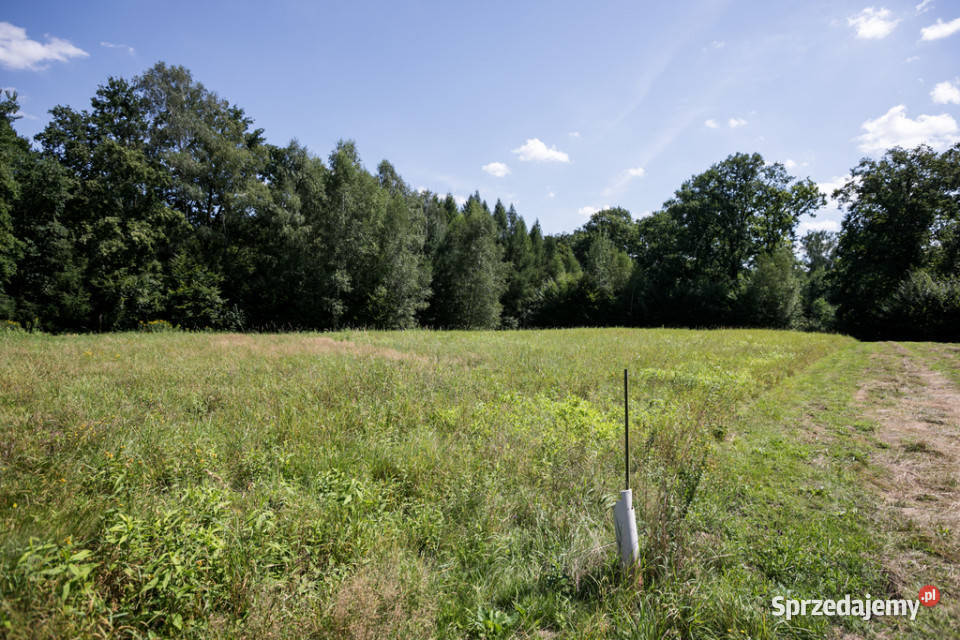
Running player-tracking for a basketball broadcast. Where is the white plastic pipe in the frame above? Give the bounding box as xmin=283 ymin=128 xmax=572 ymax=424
xmin=613 ymin=488 xmax=639 ymax=571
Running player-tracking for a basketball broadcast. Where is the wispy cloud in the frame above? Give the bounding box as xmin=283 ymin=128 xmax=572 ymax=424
xmin=704 ymin=118 xmax=719 ymax=128
xmin=728 ymin=117 xmax=748 ymax=128
xmin=512 ymin=138 xmax=570 ymax=163
xmin=100 ymin=41 xmax=135 ymax=55
xmin=856 ymin=105 xmax=959 ymax=152
xmin=915 ymin=0 xmax=934 ymax=15
xmin=921 ymin=16 xmax=960 ymax=40
xmin=931 ymin=80 xmax=960 ymax=104
xmin=568 ymin=131 xmax=580 ymax=138
xmin=481 ymin=161 xmax=510 ymax=177
xmin=848 ymin=7 xmax=899 ymax=39
xmin=602 ymin=167 xmax=646 ymax=196
xmin=0 ymin=21 xmax=88 ymax=70
xmin=629 ymin=105 xmax=710 ymax=172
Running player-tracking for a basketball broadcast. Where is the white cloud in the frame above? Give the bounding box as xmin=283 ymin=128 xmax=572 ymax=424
xmin=512 ymin=138 xmax=570 ymax=163
xmin=100 ymin=41 xmax=135 ymax=55
xmin=602 ymin=167 xmax=646 ymax=196
xmin=931 ymin=80 xmax=960 ymax=104
xmin=921 ymin=17 xmax=960 ymax=40
xmin=481 ymin=161 xmax=511 ymax=178
xmin=0 ymin=22 xmax=88 ymax=70
xmin=784 ymin=159 xmax=809 ymax=170
xmin=728 ymin=117 xmax=748 ymax=128
xmin=905 ymin=55 xmax=920 ymax=62
xmin=704 ymin=119 xmax=719 ymax=128
xmin=13 ymin=110 xmax=38 ymax=120
xmin=797 ymin=218 xmax=842 ymax=235
xmin=547 ymin=191 xmax=555 ymax=199
xmin=857 ymin=105 xmax=960 ymax=152
xmin=578 ymin=205 xmax=611 ymax=217
xmin=568 ymin=131 xmax=581 ymax=138
xmin=915 ymin=0 xmax=934 ymax=14
xmin=848 ymin=7 xmax=900 ymax=39
xmin=711 ymin=40 xmax=726 ymax=49
xmin=816 ymin=175 xmax=852 ymax=210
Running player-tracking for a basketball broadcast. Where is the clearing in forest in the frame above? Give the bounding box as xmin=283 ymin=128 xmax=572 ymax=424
xmin=0 ymin=329 xmax=957 ymax=639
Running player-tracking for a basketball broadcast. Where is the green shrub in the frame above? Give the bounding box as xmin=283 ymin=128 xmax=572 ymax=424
xmin=137 ymin=318 xmax=178 ymax=332
xmin=880 ymin=269 xmax=960 ymax=340
xmin=0 ymin=318 xmax=23 ymax=331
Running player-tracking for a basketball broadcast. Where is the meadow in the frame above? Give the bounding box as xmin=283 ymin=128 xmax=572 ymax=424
xmin=0 ymin=329 xmax=954 ymax=638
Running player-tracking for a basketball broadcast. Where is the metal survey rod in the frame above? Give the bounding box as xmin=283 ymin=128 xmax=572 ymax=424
xmin=624 ymin=368 xmax=629 ymax=491
xmin=614 ymin=368 xmax=639 ymax=571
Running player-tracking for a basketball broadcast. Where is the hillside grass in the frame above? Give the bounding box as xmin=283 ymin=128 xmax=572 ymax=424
xmin=0 ymin=328 xmax=915 ymax=638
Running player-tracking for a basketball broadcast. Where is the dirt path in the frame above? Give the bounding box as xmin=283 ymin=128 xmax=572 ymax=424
xmin=854 ymin=342 xmax=960 ymax=637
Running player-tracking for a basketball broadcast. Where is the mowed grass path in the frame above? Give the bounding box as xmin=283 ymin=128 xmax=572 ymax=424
xmin=0 ymin=329 xmax=923 ymax=638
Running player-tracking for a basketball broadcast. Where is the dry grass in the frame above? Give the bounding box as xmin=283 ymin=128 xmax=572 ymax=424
xmin=854 ymin=342 xmax=960 ymax=638
xmin=214 ymin=333 xmax=430 ymax=363
xmin=328 ymin=559 xmax=436 ymax=640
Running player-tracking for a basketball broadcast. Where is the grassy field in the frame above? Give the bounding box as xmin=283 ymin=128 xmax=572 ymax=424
xmin=0 ymin=329 xmax=955 ymax=638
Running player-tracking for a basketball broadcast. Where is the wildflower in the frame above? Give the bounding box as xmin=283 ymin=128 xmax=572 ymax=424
xmin=12 ymin=503 xmax=16 ymax=508
xmin=60 ymin=477 xmax=66 ymax=483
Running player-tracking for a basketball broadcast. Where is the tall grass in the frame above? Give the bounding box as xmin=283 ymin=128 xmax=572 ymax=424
xmin=0 ymin=328 xmax=891 ymax=638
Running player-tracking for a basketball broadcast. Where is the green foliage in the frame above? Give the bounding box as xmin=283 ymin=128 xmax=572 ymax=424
xmin=878 ymin=269 xmax=960 ymax=340
xmin=2 ymin=62 xmax=956 ymax=335
xmin=99 ymin=489 xmax=231 ymax=634
xmin=430 ymin=200 xmax=505 ymax=328
xmin=833 ymin=143 xmax=960 ymax=338
xmin=165 ymin=251 xmax=227 ymax=329
xmin=138 ymin=319 xmax=178 ymax=333
xmin=8 ymin=540 xmax=99 ymax=613
xmin=798 ymin=230 xmax=838 ymax=331
xmin=579 ymin=207 xmax=638 ymax=257
xmin=737 ymin=246 xmax=802 ymax=328
xmin=0 ymin=91 xmax=24 ymax=319
xmin=635 ymin=153 xmax=824 ymax=326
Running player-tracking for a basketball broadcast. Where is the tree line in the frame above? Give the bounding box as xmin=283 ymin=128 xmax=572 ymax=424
xmin=0 ymin=63 xmax=957 ymax=339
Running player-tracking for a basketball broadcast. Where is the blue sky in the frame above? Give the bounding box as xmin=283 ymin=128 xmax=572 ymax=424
xmin=2 ymin=0 xmax=959 ymax=235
